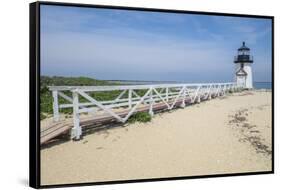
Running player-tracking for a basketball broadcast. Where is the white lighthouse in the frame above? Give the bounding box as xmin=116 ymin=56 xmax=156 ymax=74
xmin=234 ymin=42 xmax=254 ymax=89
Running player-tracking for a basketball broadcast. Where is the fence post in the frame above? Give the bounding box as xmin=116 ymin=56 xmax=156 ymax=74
xmin=216 ymin=85 xmax=220 ymax=97
xmin=149 ymin=88 xmax=154 ymax=116
xmin=208 ymin=85 xmax=212 ymax=100
xmin=223 ymin=85 xmax=226 ymax=96
xmin=181 ymin=86 xmax=186 ymax=108
xmin=219 ymin=85 xmax=222 ymax=96
xmin=71 ymin=90 xmax=82 ymax=140
xmin=197 ymin=87 xmax=201 ymax=103
xmin=128 ymin=89 xmax=132 ymax=109
xmin=52 ymin=90 xmax=59 ymax=122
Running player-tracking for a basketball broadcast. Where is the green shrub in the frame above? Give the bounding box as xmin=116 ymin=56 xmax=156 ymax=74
xmin=40 ymin=76 xmax=150 ymax=121
xmin=40 ymin=112 xmax=47 ymax=120
xmin=40 ymin=76 xmax=116 ymax=120
xmin=128 ymin=112 xmax=152 ymax=123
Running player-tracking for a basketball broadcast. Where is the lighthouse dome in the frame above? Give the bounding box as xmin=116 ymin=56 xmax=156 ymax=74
xmin=238 ymin=41 xmax=250 ymax=51
xmin=234 ymin=41 xmax=253 ymax=63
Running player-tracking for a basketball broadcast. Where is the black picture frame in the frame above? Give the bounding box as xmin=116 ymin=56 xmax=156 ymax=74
xmin=29 ymin=1 xmax=274 ymax=188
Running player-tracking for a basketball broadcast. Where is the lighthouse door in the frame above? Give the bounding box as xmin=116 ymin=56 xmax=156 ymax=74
xmin=237 ymin=76 xmax=246 ymax=87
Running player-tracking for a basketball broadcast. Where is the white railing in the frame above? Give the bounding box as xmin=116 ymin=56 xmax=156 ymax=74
xmin=49 ymin=82 xmax=241 ymax=140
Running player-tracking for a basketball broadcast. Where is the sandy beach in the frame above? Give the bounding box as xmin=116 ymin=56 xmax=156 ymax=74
xmin=41 ymin=90 xmax=272 ymax=185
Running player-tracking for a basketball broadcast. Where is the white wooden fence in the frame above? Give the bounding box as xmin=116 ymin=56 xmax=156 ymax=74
xmin=49 ymin=82 xmax=241 ymax=140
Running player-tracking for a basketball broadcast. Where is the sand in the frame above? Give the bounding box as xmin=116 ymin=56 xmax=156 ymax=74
xmin=40 ymin=90 xmax=272 ymax=185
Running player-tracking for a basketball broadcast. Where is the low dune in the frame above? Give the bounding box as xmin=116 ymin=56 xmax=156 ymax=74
xmin=41 ymin=90 xmax=272 ymax=185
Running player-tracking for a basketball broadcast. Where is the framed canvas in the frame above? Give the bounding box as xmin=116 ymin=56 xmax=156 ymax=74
xmin=29 ymin=1 xmax=274 ymax=188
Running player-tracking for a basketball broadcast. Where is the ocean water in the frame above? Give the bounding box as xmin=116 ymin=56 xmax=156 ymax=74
xmin=108 ymin=80 xmax=272 ymax=89
xmin=254 ymin=82 xmax=272 ymax=89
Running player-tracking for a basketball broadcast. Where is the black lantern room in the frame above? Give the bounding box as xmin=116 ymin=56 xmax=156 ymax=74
xmin=234 ymin=41 xmax=253 ymax=63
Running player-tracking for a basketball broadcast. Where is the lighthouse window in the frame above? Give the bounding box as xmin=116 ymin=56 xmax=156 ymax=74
xmin=244 ymin=50 xmax=250 ymax=55
xmin=238 ymin=50 xmax=249 ymax=55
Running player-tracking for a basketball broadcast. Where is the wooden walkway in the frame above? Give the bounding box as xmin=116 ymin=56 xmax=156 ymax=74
xmin=42 ymin=82 xmax=239 ymax=144
xmin=41 ymin=94 xmax=213 ymax=144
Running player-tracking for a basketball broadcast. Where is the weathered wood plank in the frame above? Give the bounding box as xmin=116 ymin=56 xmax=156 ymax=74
xmin=40 ymin=94 xmax=216 ymax=145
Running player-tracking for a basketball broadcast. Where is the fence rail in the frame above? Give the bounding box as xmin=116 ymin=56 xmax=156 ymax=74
xmin=48 ymin=82 xmax=241 ymax=140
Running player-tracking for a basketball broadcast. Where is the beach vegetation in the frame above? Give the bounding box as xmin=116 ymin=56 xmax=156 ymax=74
xmin=128 ymin=112 xmax=152 ymax=123
xmin=40 ymin=76 xmax=148 ymax=120
xmin=40 ymin=76 xmax=118 ymax=119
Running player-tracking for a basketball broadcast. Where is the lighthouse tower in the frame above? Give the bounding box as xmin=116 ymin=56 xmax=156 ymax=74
xmin=234 ymin=42 xmax=254 ymax=89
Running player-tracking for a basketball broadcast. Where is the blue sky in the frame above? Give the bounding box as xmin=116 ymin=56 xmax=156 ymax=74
xmin=40 ymin=5 xmax=272 ymax=82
